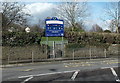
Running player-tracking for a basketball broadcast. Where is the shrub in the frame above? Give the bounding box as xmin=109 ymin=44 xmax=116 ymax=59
xmin=104 ymin=30 xmax=111 ymax=33
xmin=65 ymin=27 xmax=85 ymax=32
xmin=2 ymin=32 xmax=42 ymax=46
xmin=65 ymin=43 xmax=85 ymax=49
xmin=65 ymin=32 xmax=120 ymax=45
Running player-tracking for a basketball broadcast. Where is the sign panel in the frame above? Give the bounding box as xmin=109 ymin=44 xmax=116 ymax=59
xmin=45 ymin=17 xmax=64 ymax=37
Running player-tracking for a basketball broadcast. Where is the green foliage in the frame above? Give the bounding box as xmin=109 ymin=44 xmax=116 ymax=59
xmin=104 ymin=30 xmax=111 ymax=33
xmin=65 ymin=32 xmax=120 ymax=46
xmin=66 ymin=43 xmax=85 ymax=49
xmin=41 ymin=37 xmax=67 ymax=41
xmin=65 ymin=27 xmax=85 ymax=32
xmin=30 ymin=25 xmax=44 ymax=33
xmin=3 ymin=31 xmax=120 ymax=48
xmin=2 ymin=32 xmax=42 ymax=46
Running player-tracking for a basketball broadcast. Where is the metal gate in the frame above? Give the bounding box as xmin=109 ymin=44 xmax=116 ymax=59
xmin=47 ymin=41 xmax=68 ymax=58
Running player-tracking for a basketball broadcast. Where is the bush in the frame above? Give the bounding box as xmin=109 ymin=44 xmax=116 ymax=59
xmin=65 ymin=32 xmax=120 ymax=45
xmin=2 ymin=32 xmax=42 ymax=46
xmin=104 ymin=30 xmax=111 ymax=33
xmin=65 ymin=27 xmax=85 ymax=32
xmin=66 ymin=43 xmax=85 ymax=49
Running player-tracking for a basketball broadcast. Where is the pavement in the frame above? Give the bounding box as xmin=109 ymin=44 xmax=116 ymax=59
xmin=1 ymin=57 xmax=120 ymax=83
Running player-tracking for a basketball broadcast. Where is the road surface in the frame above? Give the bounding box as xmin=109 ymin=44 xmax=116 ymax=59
xmin=2 ymin=58 xmax=120 ymax=82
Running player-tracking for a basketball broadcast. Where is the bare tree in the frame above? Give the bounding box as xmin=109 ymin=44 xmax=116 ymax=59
xmin=109 ymin=19 xmax=116 ymax=32
xmin=30 ymin=24 xmax=44 ymax=33
xmin=55 ymin=2 xmax=90 ymax=30
xmin=104 ymin=2 xmax=119 ymax=33
xmin=2 ymin=2 xmax=30 ymax=31
xmin=0 ymin=13 xmax=2 ymax=30
xmin=90 ymin=24 xmax=103 ymax=32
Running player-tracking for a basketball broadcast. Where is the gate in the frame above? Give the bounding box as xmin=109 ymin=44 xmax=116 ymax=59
xmin=47 ymin=41 xmax=68 ymax=58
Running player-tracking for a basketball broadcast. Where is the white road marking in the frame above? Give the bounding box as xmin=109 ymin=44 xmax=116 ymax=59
xmin=101 ymin=66 xmax=118 ymax=69
xmin=71 ymin=70 xmax=79 ymax=80
xmin=111 ymin=68 xmax=118 ymax=77
xmin=18 ymin=70 xmax=79 ymax=79
xmin=21 ymin=76 xmax=33 ymax=83
xmin=116 ymin=79 xmax=120 ymax=82
xmin=110 ymin=68 xmax=120 ymax=82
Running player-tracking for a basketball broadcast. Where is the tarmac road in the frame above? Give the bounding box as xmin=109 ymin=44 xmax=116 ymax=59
xmin=20 ymin=67 xmax=120 ymax=82
xmin=1 ymin=58 xmax=120 ymax=82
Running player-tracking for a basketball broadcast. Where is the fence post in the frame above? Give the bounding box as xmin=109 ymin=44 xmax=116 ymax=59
xmin=46 ymin=37 xmax=48 ymax=58
xmin=64 ymin=45 xmax=65 ymax=57
xmin=73 ymin=49 xmax=75 ymax=61
xmin=53 ymin=41 xmax=55 ymax=59
xmin=8 ymin=54 xmax=10 ymax=64
xmin=89 ymin=47 xmax=91 ymax=59
xmin=104 ymin=49 xmax=107 ymax=58
xmin=32 ymin=50 xmax=34 ymax=63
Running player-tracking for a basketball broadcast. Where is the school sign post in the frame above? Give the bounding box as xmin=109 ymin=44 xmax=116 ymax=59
xmin=45 ymin=17 xmax=64 ymax=58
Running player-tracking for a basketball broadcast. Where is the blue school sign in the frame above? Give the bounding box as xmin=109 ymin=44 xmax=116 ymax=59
xmin=45 ymin=17 xmax=64 ymax=37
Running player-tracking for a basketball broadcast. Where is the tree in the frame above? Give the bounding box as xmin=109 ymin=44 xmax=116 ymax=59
xmin=2 ymin=2 xmax=30 ymax=31
xmin=0 ymin=13 xmax=2 ymax=30
xmin=55 ymin=2 xmax=90 ymax=30
xmin=65 ymin=23 xmax=85 ymax=32
xmin=30 ymin=25 xmax=44 ymax=34
xmin=109 ymin=19 xmax=116 ymax=32
xmin=104 ymin=2 xmax=119 ymax=33
xmin=8 ymin=23 xmax=25 ymax=32
xmin=90 ymin=24 xmax=103 ymax=32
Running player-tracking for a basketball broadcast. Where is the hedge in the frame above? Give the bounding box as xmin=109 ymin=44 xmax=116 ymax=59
xmin=65 ymin=32 xmax=120 ymax=46
xmin=2 ymin=32 xmax=42 ymax=46
xmin=2 ymin=31 xmax=120 ymax=47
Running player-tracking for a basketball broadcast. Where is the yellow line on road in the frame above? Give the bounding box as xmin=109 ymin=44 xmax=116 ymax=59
xmin=17 ymin=68 xmax=34 ymax=72
xmin=23 ymin=69 xmax=33 ymax=72
xmin=2 ymin=68 xmax=35 ymax=71
xmin=108 ymin=62 xmax=120 ymax=64
xmin=100 ymin=61 xmax=120 ymax=64
xmin=64 ymin=63 xmax=94 ymax=68
xmin=65 ymin=65 xmax=68 ymax=67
